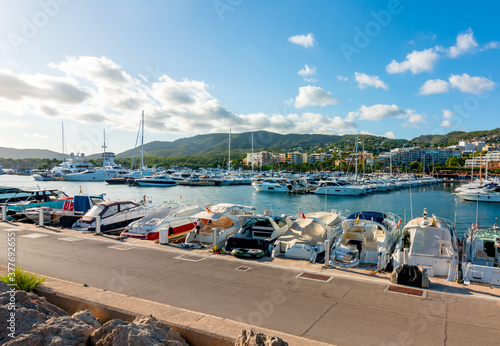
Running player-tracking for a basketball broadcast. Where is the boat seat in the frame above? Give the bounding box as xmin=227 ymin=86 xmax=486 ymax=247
xmin=476 ymin=250 xmax=492 ymax=261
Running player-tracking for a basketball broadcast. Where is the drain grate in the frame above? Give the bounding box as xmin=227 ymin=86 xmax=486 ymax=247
xmin=236 ymin=266 xmax=252 ymax=272
xmin=175 ymin=254 xmax=206 ymax=262
xmin=296 ymin=272 xmax=333 ymax=282
xmin=386 ymin=285 xmax=425 ymax=297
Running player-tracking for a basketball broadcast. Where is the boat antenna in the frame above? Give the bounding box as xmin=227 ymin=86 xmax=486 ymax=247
xmin=61 ymin=121 xmax=66 ymax=159
xmin=251 ymin=131 xmax=254 ymax=173
xmin=354 ymin=133 xmax=358 ymax=181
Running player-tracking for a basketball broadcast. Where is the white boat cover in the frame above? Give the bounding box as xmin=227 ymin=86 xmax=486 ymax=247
xmin=280 ymin=212 xmax=341 ymax=246
xmin=408 ymin=227 xmax=455 ymax=258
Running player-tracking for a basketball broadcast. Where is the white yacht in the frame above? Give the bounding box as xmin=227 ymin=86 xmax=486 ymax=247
xmin=135 ymin=174 xmax=178 ymax=187
xmin=461 ymin=220 xmax=500 ymax=286
xmin=252 ymin=178 xmax=290 ymax=193
xmin=63 ymin=152 xmax=128 ymax=181
xmin=392 ymin=209 xmax=459 ymax=280
xmin=313 ymin=180 xmax=366 ymax=196
xmin=52 ymin=153 xmax=94 ymax=176
xmin=331 ymin=211 xmax=401 ymax=270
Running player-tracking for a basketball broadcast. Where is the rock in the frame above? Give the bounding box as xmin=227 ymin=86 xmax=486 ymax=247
xmin=0 ymin=281 xmax=10 ymax=293
xmin=0 ymin=289 xmax=67 ymax=342
xmin=4 ymin=311 xmax=100 ymax=346
xmin=90 ymin=314 xmax=188 ymax=346
xmin=235 ymin=328 xmax=288 ymax=346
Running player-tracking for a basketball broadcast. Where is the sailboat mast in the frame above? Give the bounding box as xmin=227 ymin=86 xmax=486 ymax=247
xmin=251 ymin=132 xmax=254 ymax=172
xmin=140 ymin=110 xmax=145 ymax=174
xmin=228 ymin=129 xmax=231 ymax=172
xmin=61 ymin=122 xmax=65 ymax=158
xmin=354 ymin=133 xmax=358 ymax=181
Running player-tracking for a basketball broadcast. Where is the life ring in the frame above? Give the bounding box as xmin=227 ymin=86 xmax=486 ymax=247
xmin=231 ymin=248 xmax=264 ymax=259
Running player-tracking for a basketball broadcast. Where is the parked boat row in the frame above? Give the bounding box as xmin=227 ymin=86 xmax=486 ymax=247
xmin=454 ymin=180 xmax=500 ymax=203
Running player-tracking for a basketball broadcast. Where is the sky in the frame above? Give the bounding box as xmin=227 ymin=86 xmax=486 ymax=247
xmin=0 ymin=0 xmax=498 ymax=155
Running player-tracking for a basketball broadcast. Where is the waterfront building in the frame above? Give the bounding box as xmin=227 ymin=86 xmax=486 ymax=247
xmin=244 ymin=151 xmax=286 ymax=167
xmin=464 ymin=151 xmax=500 ymax=168
xmin=377 ymin=146 xmax=462 ymax=167
xmin=287 ymin=152 xmax=308 ymax=164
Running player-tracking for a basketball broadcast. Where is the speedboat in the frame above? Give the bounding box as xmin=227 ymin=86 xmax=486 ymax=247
xmin=135 ymin=174 xmax=178 ymax=187
xmin=313 ymin=180 xmax=366 ymax=195
xmin=461 ymin=219 xmax=500 ymax=286
xmin=121 ymin=203 xmax=203 ymax=241
xmin=184 ymin=203 xmax=256 ymax=245
xmin=252 ymin=178 xmax=290 ymax=192
xmin=225 ymin=214 xmax=288 ymax=253
xmin=271 ymin=211 xmax=343 ymax=263
xmin=392 ymin=209 xmax=459 ymax=280
xmin=72 ymin=200 xmax=150 ymax=234
xmin=331 ymin=211 xmax=401 ymax=270
xmin=455 ymin=185 xmax=500 ymax=203
xmin=0 ymin=186 xmax=33 ymax=204
xmin=4 ymin=189 xmax=70 ymax=214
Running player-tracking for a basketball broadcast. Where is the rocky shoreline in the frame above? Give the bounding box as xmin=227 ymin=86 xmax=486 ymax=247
xmin=0 ymin=281 xmax=287 ymax=345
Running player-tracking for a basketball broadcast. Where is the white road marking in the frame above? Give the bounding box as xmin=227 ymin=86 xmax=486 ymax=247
xmin=21 ymin=233 xmax=49 ymax=238
xmin=108 ymin=244 xmax=134 ymax=251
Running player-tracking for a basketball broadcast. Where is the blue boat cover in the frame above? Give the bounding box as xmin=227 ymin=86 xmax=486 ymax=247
xmin=347 ymin=211 xmax=386 ymax=224
xmin=74 ymin=195 xmax=91 ymax=213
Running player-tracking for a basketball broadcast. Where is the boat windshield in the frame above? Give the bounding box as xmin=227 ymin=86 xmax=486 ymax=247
xmin=86 ymin=205 xmax=104 ymax=217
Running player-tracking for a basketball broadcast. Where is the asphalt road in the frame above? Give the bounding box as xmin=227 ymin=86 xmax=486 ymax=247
xmin=1 ymin=223 xmax=499 ymax=345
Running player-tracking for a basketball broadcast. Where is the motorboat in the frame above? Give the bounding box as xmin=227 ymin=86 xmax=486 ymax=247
xmin=225 ymin=215 xmax=288 ymax=253
xmin=63 ymin=151 xmax=128 ymax=182
xmin=184 ymin=203 xmax=256 ymax=245
xmin=331 ymin=211 xmax=401 ymax=269
xmin=313 ymin=180 xmax=366 ymax=196
xmin=461 ymin=220 xmax=500 ymax=286
xmin=392 ymin=209 xmax=459 ymax=279
xmin=51 ymin=152 xmax=94 ymax=176
xmin=72 ymin=200 xmax=150 ymax=234
xmin=0 ymin=186 xmax=33 ymax=204
xmin=51 ymin=194 xmax=106 ymax=227
xmin=252 ymin=178 xmax=290 ymax=192
xmin=4 ymin=189 xmax=70 ymax=214
xmin=135 ymin=174 xmax=178 ymax=187
xmin=455 ymin=184 xmax=500 ymax=203
xmin=271 ymin=211 xmax=343 ymax=263
xmin=121 ymin=203 xmax=203 ymax=241
xmin=31 ymin=172 xmax=55 ymax=181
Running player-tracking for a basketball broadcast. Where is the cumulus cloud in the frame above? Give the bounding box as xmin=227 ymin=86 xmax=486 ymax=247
xmin=419 ymin=79 xmax=449 ymax=95
xmin=294 ymin=85 xmax=339 ymax=108
xmin=386 ymin=48 xmax=439 ymax=74
xmin=297 ymin=65 xmax=316 ymax=77
xmin=449 ymin=73 xmax=495 ymax=94
xmin=354 ymin=72 xmax=388 ymax=90
xmin=482 ymin=41 xmax=500 ymax=51
xmin=288 ymin=33 xmax=316 ymax=48
xmin=447 ymin=28 xmax=478 ymax=58
xmin=405 ymin=109 xmax=425 ymax=124
xmin=440 ymin=120 xmax=454 ymax=127
xmin=384 ymin=131 xmax=396 ymax=139
xmin=348 ymin=104 xmax=404 ymax=121
xmin=337 ymin=75 xmax=348 ymax=82
xmin=442 ymin=109 xmax=454 ymax=119
xmin=0 ymin=55 xmax=359 ymax=138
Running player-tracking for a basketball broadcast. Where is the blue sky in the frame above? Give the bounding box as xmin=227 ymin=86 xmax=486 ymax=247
xmin=0 ymin=0 xmax=498 ymax=154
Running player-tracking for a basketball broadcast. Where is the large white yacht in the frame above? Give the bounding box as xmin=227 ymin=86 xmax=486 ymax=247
xmin=313 ymin=180 xmax=366 ymax=196
xmin=63 ymin=152 xmax=128 ymax=181
xmin=52 ymin=153 xmax=94 ymax=176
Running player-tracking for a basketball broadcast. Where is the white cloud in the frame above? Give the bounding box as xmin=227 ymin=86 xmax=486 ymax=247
xmin=448 ymin=28 xmax=478 ymax=58
xmin=440 ymin=120 xmax=454 ymax=127
xmin=419 ymin=79 xmax=449 ymax=95
xmin=405 ymin=109 xmax=425 ymax=124
xmin=384 ymin=131 xmax=396 ymax=139
xmin=337 ymin=75 xmax=348 ymax=82
xmin=442 ymin=109 xmax=454 ymax=119
xmin=449 ymin=73 xmax=495 ymax=95
xmin=288 ymin=33 xmax=316 ymax=48
xmin=294 ymin=85 xmax=339 ymax=108
xmin=24 ymin=133 xmax=50 ymax=139
xmin=297 ymin=65 xmax=316 ymax=77
xmin=348 ymin=104 xmax=403 ymax=121
xmin=386 ymin=48 xmax=439 ymax=74
xmin=482 ymin=41 xmax=500 ymax=51
xmin=354 ymin=72 xmax=388 ymax=90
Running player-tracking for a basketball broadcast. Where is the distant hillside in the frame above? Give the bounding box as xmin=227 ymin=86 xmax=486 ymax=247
xmin=411 ymin=128 xmax=500 ymax=145
xmin=0 ymin=147 xmax=65 ymax=160
xmin=116 ymin=131 xmax=343 ymax=158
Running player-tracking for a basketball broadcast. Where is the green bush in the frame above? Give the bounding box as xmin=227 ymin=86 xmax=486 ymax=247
xmin=1 ymin=267 xmax=46 ymax=292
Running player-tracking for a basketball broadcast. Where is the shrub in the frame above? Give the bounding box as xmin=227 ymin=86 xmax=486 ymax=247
xmin=0 ymin=267 xmax=46 ymax=292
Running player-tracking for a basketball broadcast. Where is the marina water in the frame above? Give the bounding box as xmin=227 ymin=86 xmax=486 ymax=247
xmin=2 ymin=175 xmax=499 ymax=238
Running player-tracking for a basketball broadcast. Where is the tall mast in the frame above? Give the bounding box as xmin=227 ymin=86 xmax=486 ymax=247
xmin=102 ymin=129 xmax=107 ymax=167
xmin=140 ymin=110 xmax=145 ymax=175
xmin=251 ymin=132 xmax=254 ymax=172
xmin=61 ymin=122 xmax=66 ymax=158
xmin=354 ymin=133 xmax=358 ymax=181
xmin=362 ymin=139 xmax=365 ymax=178
xmin=228 ymin=129 xmax=231 ymax=171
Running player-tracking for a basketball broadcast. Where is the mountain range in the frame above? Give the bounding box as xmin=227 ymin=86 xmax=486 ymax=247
xmin=1 ymin=129 xmax=498 ymax=160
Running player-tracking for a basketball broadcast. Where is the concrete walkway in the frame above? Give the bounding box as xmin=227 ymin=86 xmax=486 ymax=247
xmin=1 ymin=222 xmax=500 ymax=345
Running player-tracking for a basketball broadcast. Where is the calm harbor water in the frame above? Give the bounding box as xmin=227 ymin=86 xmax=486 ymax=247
xmin=2 ymin=175 xmax=499 ymax=237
